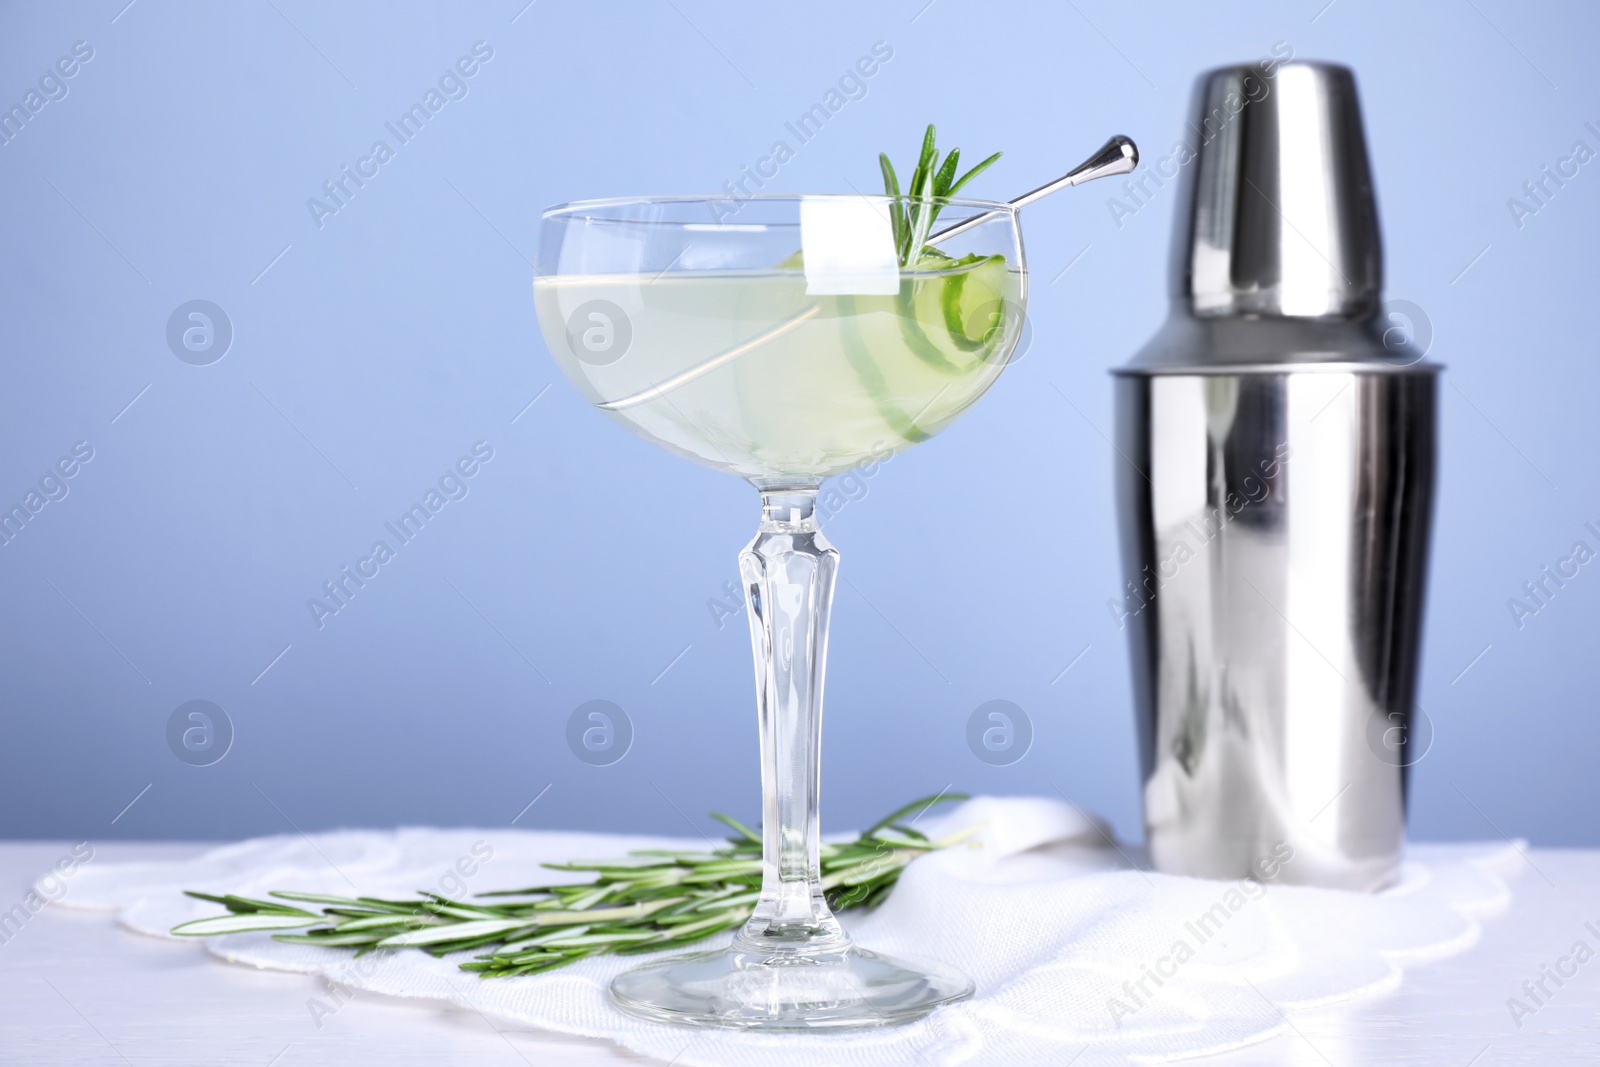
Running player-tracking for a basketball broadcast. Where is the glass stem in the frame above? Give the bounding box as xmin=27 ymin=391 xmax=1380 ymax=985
xmin=735 ymin=487 xmax=847 ymax=954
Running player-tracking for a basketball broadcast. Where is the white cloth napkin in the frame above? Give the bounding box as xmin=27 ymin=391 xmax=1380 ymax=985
xmin=48 ymin=797 xmax=1520 ymax=1066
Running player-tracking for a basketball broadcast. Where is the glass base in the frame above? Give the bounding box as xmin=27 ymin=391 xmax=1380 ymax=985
xmin=609 ymin=941 xmax=974 ymax=1031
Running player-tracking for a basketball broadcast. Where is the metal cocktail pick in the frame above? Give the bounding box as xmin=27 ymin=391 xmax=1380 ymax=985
xmin=596 ymin=135 xmax=1140 ymax=412
xmin=928 ymin=134 xmax=1138 ymax=245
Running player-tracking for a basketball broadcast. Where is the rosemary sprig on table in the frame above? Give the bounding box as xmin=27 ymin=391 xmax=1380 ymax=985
xmin=171 ymin=794 xmax=974 ymax=978
xmin=880 ymin=124 xmax=1001 ymax=266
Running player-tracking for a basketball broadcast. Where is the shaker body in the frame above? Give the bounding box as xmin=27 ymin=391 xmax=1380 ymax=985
xmin=1113 ymin=366 xmax=1436 ymax=890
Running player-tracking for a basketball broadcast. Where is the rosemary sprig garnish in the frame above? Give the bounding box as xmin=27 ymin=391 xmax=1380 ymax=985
xmin=171 ymin=794 xmax=974 ymax=978
xmin=880 ymin=124 xmax=1001 ymax=266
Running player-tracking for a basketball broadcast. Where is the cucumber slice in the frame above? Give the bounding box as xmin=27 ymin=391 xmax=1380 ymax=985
xmin=896 ymin=253 xmax=1010 ymax=371
xmin=838 ymin=294 xmax=933 ymax=446
xmin=939 ymin=255 xmax=1009 ymax=354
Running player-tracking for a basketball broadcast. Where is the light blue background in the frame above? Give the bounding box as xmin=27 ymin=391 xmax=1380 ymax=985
xmin=1 ymin=0 xmax=1595 ymax=846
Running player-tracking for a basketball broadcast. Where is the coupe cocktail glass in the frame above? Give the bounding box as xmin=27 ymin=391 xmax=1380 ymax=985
xmin=534 ymin=194 xmax=1026 ymax=1029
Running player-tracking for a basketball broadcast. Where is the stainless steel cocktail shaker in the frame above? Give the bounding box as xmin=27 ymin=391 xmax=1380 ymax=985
xmin=1113 ymin=61 xmax=1438 ymax=890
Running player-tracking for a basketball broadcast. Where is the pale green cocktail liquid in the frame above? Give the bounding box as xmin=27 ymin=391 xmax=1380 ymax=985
xmin=535 ymin=257 xmax=1025 ymax=481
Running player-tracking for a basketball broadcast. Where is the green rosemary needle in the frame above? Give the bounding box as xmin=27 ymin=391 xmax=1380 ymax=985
xmin=171 ymin=793 xmax=974 ymax=978
xmin=880 ymin=124 xmax=1001 ymax=266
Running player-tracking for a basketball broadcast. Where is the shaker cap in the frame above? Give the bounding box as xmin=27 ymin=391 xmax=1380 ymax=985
xmin=1120 ymin=60 xmax=1432 ymax=373
xmin=1175 ymin=60 xmax=1381 ymax=320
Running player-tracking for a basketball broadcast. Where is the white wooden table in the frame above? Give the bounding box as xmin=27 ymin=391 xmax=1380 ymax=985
xmin=2 ymin=842 xmax=1596 ymax=1064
